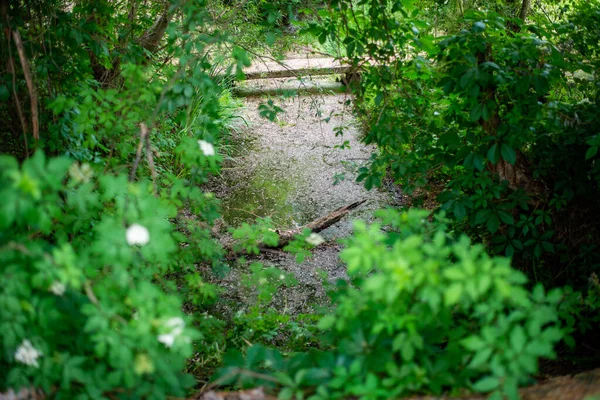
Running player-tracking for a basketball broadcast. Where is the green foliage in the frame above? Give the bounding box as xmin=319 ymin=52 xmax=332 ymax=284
xmin=219 ymin=209 xmax=567 ymax=399
xmin=2 ymin=0 xmax=600 ymax=397
xmin=283 ymin=228 xmax=317 ymax=263
xmin=231 ymin=218 xmax=280 ymax=254
xmin=0 ymin=152 xmax=200 ymax=397
xmin=0 ymin=0 xmax=249 ymax=396
xmin=313 ymin=0 xmax=600 ymax=285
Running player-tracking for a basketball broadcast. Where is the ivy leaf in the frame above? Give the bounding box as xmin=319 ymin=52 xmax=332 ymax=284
xmin=585 ymin=146 xmax=598 ymax=160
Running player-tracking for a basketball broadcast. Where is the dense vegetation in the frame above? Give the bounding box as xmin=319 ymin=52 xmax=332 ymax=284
xmin=1 ymin=0 xmax=598 ymax=399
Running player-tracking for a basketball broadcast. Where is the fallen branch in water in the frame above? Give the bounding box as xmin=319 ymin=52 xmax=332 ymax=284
xmin=273 ymin=199 xmax=367 ymax=249
xmin=223 ymin=200 xmax=367 ymax=258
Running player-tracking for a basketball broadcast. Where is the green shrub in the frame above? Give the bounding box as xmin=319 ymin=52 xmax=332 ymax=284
xmin=218 ymin=209 xmax=566 ymax=399
xmin=312 ymin=0 xmax=600 ymax=289
xmin=0 ymin=152 xmax=202 ymax=397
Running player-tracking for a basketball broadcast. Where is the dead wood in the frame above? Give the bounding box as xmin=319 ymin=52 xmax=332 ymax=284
xmin=273 ymin=199 xmax=367 ymax=249
xmin=224 ymin=200 xmax=367 ymax=257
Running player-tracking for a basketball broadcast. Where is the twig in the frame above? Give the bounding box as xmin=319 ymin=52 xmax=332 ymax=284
xmin=143 ymin=123 xmax=158 ymax=194
xmin=5 ymin=21 xmax=29 ymax=154
xmin=129 ymin=123 xmax=148 ymax=181
xmin=12 ymin=28 xmax=39 ymax=140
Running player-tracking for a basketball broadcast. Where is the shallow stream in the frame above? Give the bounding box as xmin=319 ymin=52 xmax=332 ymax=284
xmin=211 ymin=76 xmax=393 ymax=316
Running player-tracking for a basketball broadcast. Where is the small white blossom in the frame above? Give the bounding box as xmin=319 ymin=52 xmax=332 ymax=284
xmin=69 ymin=162 xmax=93 ymax=184
xmin=165 ymin=317 xmax=185 ymax=336
xmin=279 ymin=274 xmax=285 ymax=280
xmin=158 ymin=317 xmax=186 ymax=348
xmin=198 ymin=140 xmax=215 ymax=156
xmin=126 ymin=224 xmax=150 ymax=246
xmin=14 ymin=340 xmax=42 ymax=368
xmin=158 ymin=333 xmax=176 ymax=348
xmin=434 ymin=111 xmax=440 ymax=116
xmin=49 ymin=281 xmax=66 ymax=296
xmin=306 ymin=233 xmax=325 ymax=246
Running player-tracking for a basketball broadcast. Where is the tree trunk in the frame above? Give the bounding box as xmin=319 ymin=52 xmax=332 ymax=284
xmin=91 ymin=0 xmax=175 ymax=86
xmin=519 ymin=0 xmax=531 ymax=20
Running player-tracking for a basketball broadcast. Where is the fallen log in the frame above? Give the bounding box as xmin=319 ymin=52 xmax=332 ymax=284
xmin=223 ymin=200 xmax=367 ymax=257
xmin=272 ymin=199 xmax=367 ymax=249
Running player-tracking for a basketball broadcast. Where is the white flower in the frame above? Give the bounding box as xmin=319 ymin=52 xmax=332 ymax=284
xmin=165 ymin=317 xmax=185 ymax=336
xmin=14 ymin=340 xmax=42 ymax=368
xmin=306 ymin=233 xmax=325 ymax=246
xmin=126 ymin=224 xmax=150 ymax=246
xmin=69 ymin=162 xmax=93 ymax=183
xmin=49 ymin=281 xmax=66 ymax=296
xmin=158 ymin=317 xmax=185 ymax=348
xmin=158 ymin=333 xmax=176 ymax=348
xmin=434 ymin=111 xmax=440 ymax=116
xmin=198 ymin=140 xmax=215 ymax=156
xmin=279 ymin=274 xmax=285 ymax=280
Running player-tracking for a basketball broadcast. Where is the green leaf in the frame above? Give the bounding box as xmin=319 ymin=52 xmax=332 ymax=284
xmin=0 ymin=85 xmax=9 ymax=101
xmin=318 ymin=315 xmax=336 ymax=331
xmin=462 ymin=335 xmax=486 ymax=351
xmin=470 ymin=104 xmax=482 ymax=121
xmin=473 ymin=153 xmax=484 ymax=171
xmin=475 ymin=209 xmax=491 ymax=225
xmin=444 ymin=283 xmax=463 ymax=306
xmin=497 ymin=210 xmax=514 ymax=225
xmin=266 ymin=31 xmax=276 ymax=47
xmin=486 ymin=213 xmax=500 ymax=234
xmin=453 ymin=202 xmax=466 ymax=220
xmin=501 ymin=144 xmax=517 ymax=165
xmin=278 ymin=387 xmax=294 ymax=400
xmin=460 ymin=70 xmax=473 ymax=88
xmin=469 ymin=347 xmax=493 ymax=369
xmin=510 ymin=325 xmax=526 ymax=352
xmin=585 ymin=146 xmax=598 ymax=160
xmin=487 ymin=144 xmax=499 ymax=164
xmin=472 ymin=21 xmax=486 ymax=33
xmin=525 ymin=340 xmax=553 ymax=357
xmin=472 ymin=376 xmax=500 ymax=392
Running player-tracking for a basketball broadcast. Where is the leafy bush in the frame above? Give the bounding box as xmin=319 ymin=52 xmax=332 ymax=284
xmin=0 ymin=152 xmax=202 ymax=397
xmin=2 ymin=0 xmax=599 ymax=397
xmin=0 ymin=0 xmax=248 ymax=396
xmin=218 ymin=209 xmax=566 ymax=399
xmin=313 ymin=0 xmax=600 ymax=288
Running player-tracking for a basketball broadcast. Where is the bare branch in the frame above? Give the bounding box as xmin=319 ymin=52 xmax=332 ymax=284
xmin=12 ymin=28 xmax=39 ymax=140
